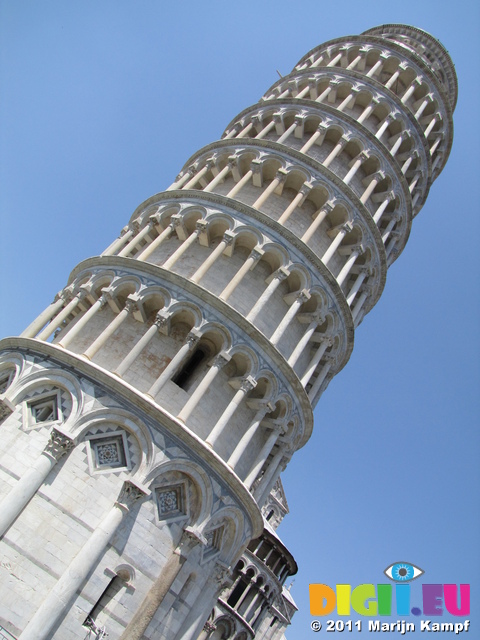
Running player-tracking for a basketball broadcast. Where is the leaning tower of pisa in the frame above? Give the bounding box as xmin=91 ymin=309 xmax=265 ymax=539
xmin=0 ymin=24 xmax=456 ymax=640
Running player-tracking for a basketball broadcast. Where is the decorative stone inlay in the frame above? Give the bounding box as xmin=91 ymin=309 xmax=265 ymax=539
xmin=94 ymin=437 xmax=125 ymax=468
xmin=156 ymin=483 xmax=185 ymax=519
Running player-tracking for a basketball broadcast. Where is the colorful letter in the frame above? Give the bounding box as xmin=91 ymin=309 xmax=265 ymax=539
xmin=309 ymin=584 xmax=336 ymax=616
xmin=351 ymin=584 xmax=377 ymax=616
xmin=395 ymin=584 xmax=410 ymax=615
xmin=422 ymin=584 xmax=443 ymax=615
xmin=444 ymin=584 xmax=470 ymax=616
xmin=336 ymin=584 xmax=351 ymax=615
xmin=377 ymin=584 xmax=392 ymax=615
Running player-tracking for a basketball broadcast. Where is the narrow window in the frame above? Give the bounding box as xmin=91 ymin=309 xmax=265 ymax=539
xmin=84 ymin=572 xmax=128 ymax=634
xmin=172 ymin=346 xmax=209 ymax=390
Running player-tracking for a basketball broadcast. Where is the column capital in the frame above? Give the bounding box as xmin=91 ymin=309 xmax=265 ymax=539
xmin=186 ymin=329 xmax=202 ymax=347
xmin=270 ymin=266 xmax=290 ymax=283
xmin=54 ymin=285 xmax=75 ymax=304
xmin=175 ymin=525 xmax=208 ymax=558
xmin=212 ymin=352 xmax=232 ymax=369
xmin=124 ymin=298 xmax=140 ymax=315
xmin=338 ymin=242 xmax=365 ymax=257
xmin=154 ymin=312 xmax=170 ymax=332
xmin=195 ymin=219 xmax=209 ymax=233
xmin=212 ymin=560 xmax=231 ymax=586
xmin=249 ymin=247 xmax=265 ymax=262
xmin=43 ymin=428 xmax=75 ymax=461
xmin=116 ymin=479 xmax=149 ymax=511
xmin=222 ymin=230 xmax=236 ymax=246
xmin=240 ymin=376 xmax=257 ymax=393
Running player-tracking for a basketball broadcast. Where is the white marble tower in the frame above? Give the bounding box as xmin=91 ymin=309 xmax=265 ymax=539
xmin=0 ymin=24 xmax=456 ymax=640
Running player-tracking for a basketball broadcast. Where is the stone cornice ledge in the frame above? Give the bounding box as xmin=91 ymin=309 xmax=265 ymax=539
xmin=0 ymin=336 xmax=264 ymax=539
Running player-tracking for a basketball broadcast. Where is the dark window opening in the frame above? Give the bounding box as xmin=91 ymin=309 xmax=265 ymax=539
xmin=266 ymin=509 xmax=274 ymax=521
xmin=172 ymin=346 xmax=209 ymax=390
xmin=227 ymin=578 xmax=248 ymax=608
xmin=84 ymin=573 xmax=127 ymax=634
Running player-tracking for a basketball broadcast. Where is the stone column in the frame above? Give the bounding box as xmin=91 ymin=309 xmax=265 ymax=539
xmin=19 ymin=481 xmax=147 ymax=640
xmin=83 ymin=299 xmax=136 ymax=360
xmin=136 ymin=223 xmax=174 ymax=261
xmin=301 ymin=202 xmax=333 ymax=243
xmin=101 ymin=226 xmax=134 ymax=256
xmin=346 ymin=269 xmax=369 ymax=305
xmin=36 ymin=291 xmax=86 ymax=341
xmin=300 ymin=124 xmax=327 ymax=153
xmin=236 ymin=122 xmax=254 ymax=138
xmin=307 ymin=360 xmax=333 ymax=401
xmin=401 ymin=77 xmax=420 ymax=104
xmin=323 ymin=138 xmax=347 ymax=167
xmin=277 ymin=183 xmax=310 ymax=225
xmin=255 ymin=120 xmax=276 ymax=140
xmin=270 ymin=290 xmax=310 ymax=346
xmin=183 ymin=163 xmax=212 ymax=190
xmin=225 ymin=169 xmax=253 ymax=198
xmin=373 ymin=192 xmax=394 ymax=223
xmin=21 ymin=289 xmax=72 ymax=339
xmin=203 ymin=164 xmax=232 ymax=192
xmin=219 ymin=247 xmax=264 ymax=302
xmin=326 ymin=52 xmax=342 ymax=67
xmin=251 ymin=170 xmax=287 ymax=209
xmin=321 ymin=223 xmax=352 ymax=266
xmin=206 ymin=376 xmax=257 ymax=447
xmin=255 ymin=452 xmax=286 ymax=504
xmin=366 ymin=58 xmax=384 ymax=78
xmin=337 ymin=246 xmax=363 ymax=286
xmin=166 ymin=168 xmax=194 ymax=190
xmin=360 ymin=172 xmax=384 ymax=204
xmin=57 ymin=295 xmax=107 ymax=349
xmin=177 ymin=353 xmax=231 ymax=423
xmin=0 ymin=429 xmax=75 ymax=538
xmin=424 ymin=114 xmax=438 ymax=138
xmin=244 ymin=427 xmax=282 ymax=489
xmin=375 ymin=115 xmax=394 ymax=140
xmin=246 ymin=267 xmax=289 ymax=323
xmin=287 ymin=314 xmax=323 ymax=367
xmin=352 ymin=292 xmax=368 ymax=321
xmin=118 ymin=221 xmax=154 ymax=257
xmin=118 ymin=526 xmax=206 ymax=640
xmin=162 ymin=220 xmax=208 ymax=271
xmin=147 ymin=330 xmax=201 ymax=398
xmin=227 ymin=402 xmax=273 ymax=471
xmin=191 ymin=231 xmax=235 ymax=284
xmin=343 ymin=151 xmax=368 ymax=185
xmin=173 ymin=561 xmax=230 ymax=640
xmin=114 ymin=313 xmax=166 ymax=377
xmin=276 ymin=121 xmax=297 ymax=144
xmin=300 ymin=337 xmax=332 ymax=387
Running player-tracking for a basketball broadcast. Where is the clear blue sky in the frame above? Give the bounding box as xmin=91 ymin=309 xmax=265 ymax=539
xmin=1 ymin=2 xmax=479 ymax=638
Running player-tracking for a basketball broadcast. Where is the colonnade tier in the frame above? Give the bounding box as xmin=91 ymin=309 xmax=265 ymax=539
xmin=221 ymin=93 xmax=426 ymax=223
xmin=124 ymin=188 xmax=382 ymax=325
xmin=258 ymin=65 xmax=449 ymax=193
xmin=170 ymin=134 xmax=402 ymax=272
xmin=290 ymin=31 xmax=454 ymax=177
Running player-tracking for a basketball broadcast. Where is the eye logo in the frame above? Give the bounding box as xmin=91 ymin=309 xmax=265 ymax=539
xmin=384 ymin=562 xmax=424 ymax=582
